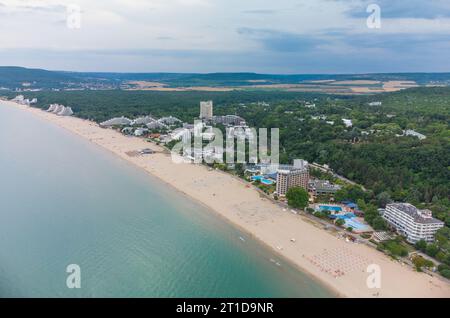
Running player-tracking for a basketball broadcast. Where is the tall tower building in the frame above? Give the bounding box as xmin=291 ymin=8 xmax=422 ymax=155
xmin=200 ymin=101 xmax=213 ymax=120
xmin=276 ymin=160 xmax=309 ymax=196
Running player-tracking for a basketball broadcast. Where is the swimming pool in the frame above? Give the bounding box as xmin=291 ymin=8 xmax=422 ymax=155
xmin=329 ymin=213 xmax=356 ymax=219
xmin=328 ymin=213 xmax=370 ymax=232
xmin=319 ymin=205 xmax=343 ymax=212
xmin=344 ymin=218 xmax=370 ymax=231
xmin=251 ymin=175 xmax=274 ymax=185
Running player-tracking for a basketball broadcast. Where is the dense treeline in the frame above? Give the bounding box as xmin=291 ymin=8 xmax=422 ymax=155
xmin=14 ymin=90 xmax=322 ymax=122
xmin=13 ymin=87 xmax=450 ymax=224
xmin=3 ymin=66 xmax=450 ymax=89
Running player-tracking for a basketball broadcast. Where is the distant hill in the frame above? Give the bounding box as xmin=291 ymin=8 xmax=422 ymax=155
xmin=0 ymin=66 xmax=77 ymax=89
xmin=1 ymin=66 xmax=450 ymax=91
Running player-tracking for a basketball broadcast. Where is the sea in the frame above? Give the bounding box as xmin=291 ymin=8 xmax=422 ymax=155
xmin=0 ymin=102 xmax=334 ymax=297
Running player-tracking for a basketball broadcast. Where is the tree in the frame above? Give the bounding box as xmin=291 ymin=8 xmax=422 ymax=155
xmin=435 ymin=251 xmax=447 ymax=263
xmin=335 ymin=185 xmax=367 ymax=203
xmin=286 ymin=187 xmax=309 ymax=209
xmin=356 ymin=199 xmax=367 ymax=211
xmin=376 ymin=192 xmax=392 ymax=208
xmin=445 ymin=255 xmax=450 ymax=266
xmin=425 ymin=244 xmax=440 ymax=258
xmin=440 ymin=269 xmax=450 ymax=279
xmin=412 ymin=255 xmax=434 ymax=271
xmin=384 ymin=240 xmax=408 ymax=257
xmin=235 ymin=163 xmax=245 ymax=177
xmin=415 ymin=239 xmax=427 ymax=252
xmin=438 ymin=264 xmax=450 ymax=279
xmin=372 ymin=216 xmax=387 ymax=231
xmin=363 ymin=204 xmax=379 ymax=226
xmin=435 ymin=227 xmax=450 ymax=247
xmin=335 ymin=218 xmax=345 ymax=227
xmin=334 ymin=188 xmax=348 ymax=203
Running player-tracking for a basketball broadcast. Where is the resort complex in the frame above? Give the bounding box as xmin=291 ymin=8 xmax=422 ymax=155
xmin=89 ymin=100 xmax=449 ymax=251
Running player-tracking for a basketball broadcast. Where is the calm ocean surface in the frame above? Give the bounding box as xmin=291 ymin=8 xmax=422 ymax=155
xmin=0 ymin=103 xmax=334 ymax=297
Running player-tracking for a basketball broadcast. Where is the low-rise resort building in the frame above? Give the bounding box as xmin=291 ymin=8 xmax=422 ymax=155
xmin=308 ymin=180 xmax=341 ymax=196
xmin=404 ymin=129 xmax=427 ymax=140
xmin=12 ymin=95 xmax=37 ymax=106
xmin=211 ymin=115 xmax=246 ymax=126
xmin=132 ymin=116 xmax=157 ymax=126
xmin=46 ymin=104 xmax=73 ymax=116
xmin=100 ymin=116 xmax=133 ymax=127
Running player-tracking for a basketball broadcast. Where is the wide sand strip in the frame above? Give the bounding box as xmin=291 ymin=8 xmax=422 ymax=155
xmin=5 ymin=101 xmax=450 ymax=298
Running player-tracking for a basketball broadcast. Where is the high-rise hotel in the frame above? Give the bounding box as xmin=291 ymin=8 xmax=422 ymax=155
xmin=200 ymin=101 xmax=213 ymax=120
xmin=276 ymin=159 xmax=309 ymax=196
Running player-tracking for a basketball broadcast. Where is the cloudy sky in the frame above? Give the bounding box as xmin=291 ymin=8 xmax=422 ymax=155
xmin=0 ymin=0 xmax=449 ymax=73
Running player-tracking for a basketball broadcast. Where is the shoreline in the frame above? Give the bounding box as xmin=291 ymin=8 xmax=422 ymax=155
xmin=4 ymin=101 xmax=450 ymax=298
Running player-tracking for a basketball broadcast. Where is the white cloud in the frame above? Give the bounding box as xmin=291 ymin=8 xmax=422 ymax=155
xmin=0 ymin=0 xmax=448 ymax=72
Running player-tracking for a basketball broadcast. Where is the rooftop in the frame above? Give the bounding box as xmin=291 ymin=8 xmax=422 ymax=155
xmin=309 ymin=179 xmax=341 ymax=190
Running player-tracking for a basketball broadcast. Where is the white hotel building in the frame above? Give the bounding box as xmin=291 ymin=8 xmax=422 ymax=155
xmin=383 ymin=203 xmax=444 ymax=243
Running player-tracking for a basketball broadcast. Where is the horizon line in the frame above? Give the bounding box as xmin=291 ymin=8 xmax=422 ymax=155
xmin=2 ymin=65 xmax=450 ymax=76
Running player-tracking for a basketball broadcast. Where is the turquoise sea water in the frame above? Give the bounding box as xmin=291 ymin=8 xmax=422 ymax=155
xmin=0 ymin=103 xmax=334 ymax=298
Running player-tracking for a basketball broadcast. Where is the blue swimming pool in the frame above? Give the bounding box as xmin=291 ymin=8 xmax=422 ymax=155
xmin=344 ymin=218 xmax=370 ymax=231
xmin=328 ymin=213 xmax=369 ymax=231
xmin=325 ymin=210 xmax=370 ymax=232
xmin=251 ymin=176 xmax=274 ymax=185
xmin=319 ymin=205 xmax=342 ymax=212
xmin=329 ymin=213 xmax=356 ymax=219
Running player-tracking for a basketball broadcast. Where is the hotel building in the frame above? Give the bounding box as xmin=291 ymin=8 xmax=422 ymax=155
xmin=383 ymin=203 xmax=444 ymax=243
xmin=100 ymin=116 xmax=133 ymax=127
xmin=200 ymin=101 xmax=213 ymax=120
xmin=212 ymin=115 xmax=246 ymax=126
xmin=308 ymin=180 xmax=341 ymax=196
xmin=276 ymin=159 xmax=309 ymax=196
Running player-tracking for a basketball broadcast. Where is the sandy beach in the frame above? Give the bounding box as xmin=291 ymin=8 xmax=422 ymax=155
xmin=5 ymin=100 xmax=450 ymax=298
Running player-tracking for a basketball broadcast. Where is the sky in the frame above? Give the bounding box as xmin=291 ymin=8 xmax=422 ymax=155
xmin=0 ymin=0 xmax=449 ymax=73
